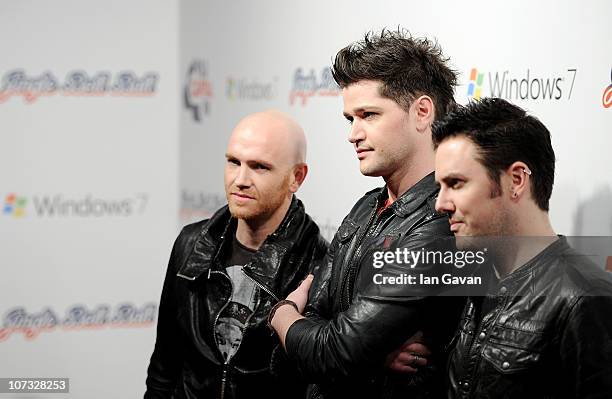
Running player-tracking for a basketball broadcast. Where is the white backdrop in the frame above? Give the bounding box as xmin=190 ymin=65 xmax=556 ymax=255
xmin=1 ymin=0 xmax=610 ymax=398
xmin=0 ymin=1 xmax=179 ymax=398
xmin=180 ymin=0 xmax=612 ymax=238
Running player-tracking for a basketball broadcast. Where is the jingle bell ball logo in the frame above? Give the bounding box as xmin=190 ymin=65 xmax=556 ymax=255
xmin=0 ymin=302 xmax=157 ymax=342
xmin=289 ymin=67 xmax=340 ymax=106
xmin=465 ymin=67 xmax=577 ymax=102
xmin=184 ymin=59 xmax=213 ymax=122
xmin=603 ymin=68 xmax=612 ymax=109
xmin=0 ymin=69 xmax=158 ymax=104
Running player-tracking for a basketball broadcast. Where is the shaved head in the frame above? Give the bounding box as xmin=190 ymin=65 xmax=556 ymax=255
xmin=224 ymin=110 xmax=309 ymax=227
xmin=229 ymin=109 xmax=307 ymax=167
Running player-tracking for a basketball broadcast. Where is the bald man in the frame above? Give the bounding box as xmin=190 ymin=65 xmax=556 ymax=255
xmin=145 ymin=110 xmax=327 ymax=399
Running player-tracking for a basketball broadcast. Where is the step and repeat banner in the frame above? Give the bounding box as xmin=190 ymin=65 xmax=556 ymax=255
xmin=1 ymin=0 xmax=611 ymax=398
xmin=180 ymin=0 xmax=612 ymax=240
xmin=0 ymin=1 xmax=179 ymax=398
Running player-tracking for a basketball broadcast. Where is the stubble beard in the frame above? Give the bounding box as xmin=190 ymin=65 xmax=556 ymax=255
xmin=226 ymin=174 xmax=291 ymax=223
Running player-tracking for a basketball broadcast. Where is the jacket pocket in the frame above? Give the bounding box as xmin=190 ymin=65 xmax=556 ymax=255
xmin=336 ymin=219 xmax=359 ymax=244
xmin=482 ymin=320 xmax=546 ymax=373
xmin=481 ymin=341 xmax=541 ymax=373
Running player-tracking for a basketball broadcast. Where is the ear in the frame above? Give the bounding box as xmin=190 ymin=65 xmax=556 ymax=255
xmin=413 ymin=95 xmax=435 ymax=133
xmin=506 ymin=162 xmax=531 ymax=201
xmin=289 ymin=163 xmax=308 ymax=193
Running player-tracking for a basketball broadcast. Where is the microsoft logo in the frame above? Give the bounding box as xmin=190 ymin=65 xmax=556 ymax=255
xmin=3 ymin=193 xmax=27 ymax=217
xmin=467 ymin=68 xmax=484 ymax=100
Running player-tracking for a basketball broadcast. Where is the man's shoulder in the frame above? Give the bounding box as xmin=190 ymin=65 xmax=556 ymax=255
xmin=178 ymin=219 xmax=208 ymax=240
xmin=346 ymin=186 xmax=384 ymax=217
xmin=175 ymin=205 xmax=230 ymax=248
xmin=556 ymin=249 xmax=612 ymax=297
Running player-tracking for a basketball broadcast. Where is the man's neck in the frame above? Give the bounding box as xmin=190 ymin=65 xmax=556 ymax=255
xmin=384 ymin=164 xmax=433 ymax=202
xmin=384 ymin=144 xmax=434 ymax=202
xmin=493 ymin=212 xmax=557 ymax=277
xmin=235 ymin=199 xmax=291 ymax=250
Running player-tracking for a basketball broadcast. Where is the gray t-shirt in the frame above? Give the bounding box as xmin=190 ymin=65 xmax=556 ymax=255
xmin=214 ymin=235 xmax=259 ymax=361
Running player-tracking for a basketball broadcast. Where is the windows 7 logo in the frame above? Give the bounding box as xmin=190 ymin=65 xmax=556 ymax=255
xmin=467 ymin=68 xmax=484 ymax=100
xmin=3 ymin=193 xmax=27 ymax=217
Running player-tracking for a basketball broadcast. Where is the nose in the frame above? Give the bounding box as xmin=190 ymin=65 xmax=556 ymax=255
xmin=234 ymin=165 xmax=251 ymax=188
xmin=435 ymin=187 xmax=455 ymax=214
xmin=348 ymin=119 xmax=365 ymax=145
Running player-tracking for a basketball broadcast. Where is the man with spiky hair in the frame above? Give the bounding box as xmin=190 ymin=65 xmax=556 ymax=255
xmin=269 ymin=29 xmax=464 ymax=398
xmin=433 ymin=98 xmax=612 ymax=399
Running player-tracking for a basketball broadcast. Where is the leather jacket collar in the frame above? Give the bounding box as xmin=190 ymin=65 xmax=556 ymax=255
xmin=371 ymin=172 xmax=439 ymax=218
xmin=177 ymin=196 xmax=313 ymax=296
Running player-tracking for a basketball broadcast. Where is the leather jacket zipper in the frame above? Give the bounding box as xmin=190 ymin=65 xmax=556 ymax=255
xmin=242 ymin=267 xmax=280 ymax=302
xmin=220 ymin=364 xmax=228 ymax=399
xmin=210 ymin=270 xmax=232 ymax=399
xmin=211 ymin=267 xmax=262 ymax=399
xmin=343 ymin=205 xmax=398 ymax=309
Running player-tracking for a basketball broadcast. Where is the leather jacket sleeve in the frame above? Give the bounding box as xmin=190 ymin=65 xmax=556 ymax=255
xmin=559 ymin=292 xmax=612 ymax=398
xmin=303 ymin=241 xmax=338 ymax=321
xmin=144 ymin=225 xmax=199 ymax=398
xmin=284 ymin=215 xmax=450 ymax=384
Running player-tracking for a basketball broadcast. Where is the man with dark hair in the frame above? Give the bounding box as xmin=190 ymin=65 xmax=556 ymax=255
xmin=145 ymin=110 xmax=327 ymax=399
xmin=434 ymin=98 xmax=612 ymax=398
xmin=269 ymin=29 xmax=464 ymax=398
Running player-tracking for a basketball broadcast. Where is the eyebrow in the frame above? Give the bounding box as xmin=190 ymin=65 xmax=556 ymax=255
xmin=225 ymin=154 xmax=274 ymax=169
xmin=440 ymin=173 xmax=467 ymax=184
xmin=343 ymin=105 xmax=382 ymax=118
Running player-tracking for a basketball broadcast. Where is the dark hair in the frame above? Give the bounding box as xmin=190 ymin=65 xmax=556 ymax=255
xmin=432 ymin=98 xmax=556 ymax=211
xmin=331 ymin=28 xmax=457 ymax=120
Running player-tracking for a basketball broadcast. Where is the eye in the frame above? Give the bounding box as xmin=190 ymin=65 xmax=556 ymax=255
xmin=344 ymin=115 xmax=354 ymax=125
xmin=254 ymin=163 xmax=269 ymax=171
xmin=227 ymin=158 xmax=240 ymax=166
xmin=450 ymin=179 xmax=465 ymax=189
xmin=363 ymin=111 xmax=377 ymax=119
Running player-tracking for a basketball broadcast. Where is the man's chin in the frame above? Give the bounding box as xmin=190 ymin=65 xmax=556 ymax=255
xmin=359 ymin=165 xmax=383 ymax=177
xmin=229 ymin=206 xmax=271 ymax=223
xmin=228 ymin=204 xmax=254 ymax=219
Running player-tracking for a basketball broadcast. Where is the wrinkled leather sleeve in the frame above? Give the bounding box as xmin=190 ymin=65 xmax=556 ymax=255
xmin=304 ymin=209 xmax=358 ymax=322
xmin=303 ymin=236 xmax=339 ymax=321
xmin=144 ymin=224 xmax=200 ymax=398
xmin=285 ymin=214 xmax=450 ymax=384
xmin=269 ymin=234 xmax=329 ymax=382
xmin=559 ymin=292 xmax=612 ymax=398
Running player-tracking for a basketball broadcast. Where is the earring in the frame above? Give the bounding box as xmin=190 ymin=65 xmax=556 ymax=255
xmin=512 ymin=192 xmax=518 ymax=198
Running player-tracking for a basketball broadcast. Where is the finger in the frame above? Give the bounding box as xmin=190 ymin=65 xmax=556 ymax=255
xmin=388 ymin=361 xmax=418 ymax=374
xmin=395 ymin=352 xmax=427 ymax=367
xmin=394 ymin=352 xmax=413 ymax=364
xmin=410 ymin=354 xmax=427 ymax=367
xmin=404 ymin=342 xmax=432 ymax=356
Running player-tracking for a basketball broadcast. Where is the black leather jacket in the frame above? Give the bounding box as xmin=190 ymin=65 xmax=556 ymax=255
xmin=285 ymin=173 xmax=464 ymax=399
xmin=447 ymin=236 xmax=612 ymax=399
xmin=145 ymin=197 xmax=327 ymax=399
